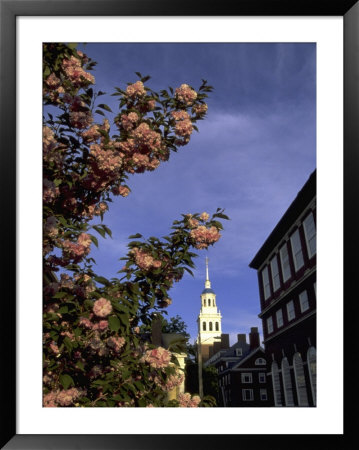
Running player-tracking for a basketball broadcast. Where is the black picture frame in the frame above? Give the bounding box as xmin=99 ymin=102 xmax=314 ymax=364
xmin=1 ymin=0 xmax=357 ymax=448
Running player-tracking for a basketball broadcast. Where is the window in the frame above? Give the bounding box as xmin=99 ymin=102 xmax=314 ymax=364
xmin=242 ymin=389 xmax=254 ymax=401
xmin=208 ymin=299 xmax=211 ymax=306
xmin=303 ymin=212 xmax=316 ymax=258
xmin=307 ymin=347 xmax=317 ymax=406
xmin=209 ymin=322 xmax=213 ymax=331
xmin=286 ymin=300 xmax=295 ymax=321
xmin=203 ymin=322 xmax=206 ymax=331
xmin=241 ymin=373 xmax=252 ymax=383
xmin=255 ymin=358 xmax=266 ymax=365
xmin=215 ymin=322 xmax=219 ymax=331
xmin=299 ymin=290 xmax=310 ymax=312
xmin=290 ymin=229 xmax=304 ymax=271
xmin=281 ymin=357 xmax=295 ymax=406
xmin=260 ymin=389 xmax=268 ymax=401
xmin=270 ymin=255 xmax=280 ymax=291
xmin=235 ymin=348 xmax=242 ymax=357
xmin=262 ymin=266 xmax=271 ymax=300
xmin=267 ymin=316 xmax=273 ymax=334
xmin=280 ymin=242 xmax=292 ymax=282
xmin=203 ymin=299 xmax=206 ymax=307
xmin=259 ymin=373 xmax=266 ymax=383
xmin=271 ymin=361 xmax=283 ymax=406
xmin=276 ymin=309 xmax=283 ymax=328
xmin=293 ymin=353 xmax=309 ymax=406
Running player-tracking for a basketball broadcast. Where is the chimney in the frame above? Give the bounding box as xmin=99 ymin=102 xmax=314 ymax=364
xmin=220 ymin=333 xmax=230 ymax=349
xmin=249 ymin=327 xmax=260 ymax=350
xmin=213 ymin=341 xmax=222 ymax=355
xmin=151 ymin=315 xmax=162 ymax=347
xmin=237 ymin=334 xmax=247 ymax=343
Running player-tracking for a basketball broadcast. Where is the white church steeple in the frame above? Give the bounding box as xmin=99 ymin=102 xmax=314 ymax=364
xmin=197 ymin=258 xmax=222 ymax=346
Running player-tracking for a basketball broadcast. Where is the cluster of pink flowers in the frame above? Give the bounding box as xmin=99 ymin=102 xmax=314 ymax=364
xmin=125 ymin=81 xmax=146 ymax=98
xmin=43 ymin=387 xmax=85 ymax=407
xmin=81 ymin=119 xmax=110 ymax=143
xmin=120 ymin=112 xmax=139 ymax=131
xmin=189 ymin=225 xmax=221 ymax=250
xmin=107 ymin=336 xmax=126 ymax=353
xmin=43 ymin=126 xmax=65 ymax=167
xmin=132 ymin=123 xmax=162 ymax=153
xmin=62 ymin=233 xmax=92 ymax=262
xmin=141 ymin=347 xmax=172 ymax=369
xmin=199 ymin=212 xmax=210 ymax=221
xmin=43 ymin=179 xmax=60 ymax=204
xmin=178 ymin=393 xmax=201 ymax=407
xmin=49 ymin=341 xmax=60 ymax=355
xmin=45 ymin=73 xmax=62 ymax=91
xmin=79 ymin=316 xmax=108 ymax=332
xmin=93 ymin=297 xmax=113 ymax=318
xmin=69 ymin=111 xmax=93 ymax=129
xmin=171 ymin=110 xmax=193 ymax=141
xmin=90 ymin=143 xmax=122 ymax=173
xmin=130 ymin=247 xmax=162 ymax=271
xmin=62 ymin=55 xmax=95 ymax=87
xmin=112 ymin=185 xmax=130 ymax=197
xmin=175 ymin=84 xmax=197 ymax=105
xmin=44 ymin=216 xmax=58 ymax=239
xmin=154 ymin=372 xmax=184 ymax=392
xmin=192 ymin=103 xmax=208 ymax=116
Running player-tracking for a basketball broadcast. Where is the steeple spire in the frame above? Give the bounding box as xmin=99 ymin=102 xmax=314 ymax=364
xmin=205 ymin=256 xmax=211 ymax=289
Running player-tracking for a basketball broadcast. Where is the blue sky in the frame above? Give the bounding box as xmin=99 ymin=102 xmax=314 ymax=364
xmin=78 ymin=43 xmax=316 ymax=345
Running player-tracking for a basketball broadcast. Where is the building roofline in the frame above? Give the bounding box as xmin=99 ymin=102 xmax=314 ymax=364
xmin=249 ymin=170 xmax=316 ymax=270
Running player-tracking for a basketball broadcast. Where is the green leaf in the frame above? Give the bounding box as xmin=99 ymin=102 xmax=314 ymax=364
xmin=94 ymin=275 xmax=110 ymax=286
xmin=53 ymin=291 xmax=67 ymax=299
xmin=108 ymin=315 xmax=121 ymax=332
xmin=59 ymin=374 xmax=74 ymax=390
xmin=98 ymin=103 xmax=112 ymax=113
xmin=128 ymin=233 xmax=143 ymax=239
xmin=90 ymin=235 xmax=99 ymax=248
xmin=76 ymin=361 xmax=85 ymax=372
xmin=95 ymin=109 xmax=105 ymax=116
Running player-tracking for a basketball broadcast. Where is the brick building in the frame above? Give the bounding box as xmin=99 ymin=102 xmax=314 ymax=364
xmin=204 ymin=328 xmax=272 ymax=407
xmin=249 ymin=170 xmax=316 ymax=406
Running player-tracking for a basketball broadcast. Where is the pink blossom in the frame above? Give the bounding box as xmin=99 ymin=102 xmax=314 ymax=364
xmin=192 ymin=103 xmax=208 ymax=116
xmin=93 ymin=298 xmax=112 ymax=318
xmin=141 ymin=347 xmax=172 ymax=369
xmin=43 ymin=179 xmax=59 ymax=204
xmin=49 ymin=341 xmax=60 ymax=354
xmin=107 ymin=336 xmax=125 ymax=352
xmin=178 ymin=393 xmax=201 ymax=407
xmin=175 ymin=84 xmax=197 ymax=105
xmin=189 ymin=225 xmax=221 ymax=249
xmin=131 ymin=248 xmax=162 ymax=271
xmin=126 ymin=81 xmax=146 ymax=98
xmin=199 ymin=212 xmax=210 ymax=222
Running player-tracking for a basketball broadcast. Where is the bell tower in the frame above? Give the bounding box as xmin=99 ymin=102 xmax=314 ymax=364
xmin=196 ymin=257 xmax=222 ymax=360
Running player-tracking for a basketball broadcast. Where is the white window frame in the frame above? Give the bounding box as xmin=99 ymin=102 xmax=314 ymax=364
xmin=303 ymin=212 xmax=316 ymax=258
xmin=242 ymin=389 xmax=254 ymax=401
xmin=270 ymin=255 xmax=280 ymax=292
xmin=280 ymin=242 xmax=292 ymax=282
xmin=235 ymin=348 xmax=242 ymax=357
xmin=290 ymin=229 xmax=304 ymax=272
xmin=255 ymin=358 xmax=266 ymax=365
xmin=259 ymin=373 xmax=266 ymax=383
xmin=260 ymin=389 xmax=268 ymax=401
xmin=262 ymin=266 xmax=271 ymax=300
xmin=267 ymin=316 xmax=274 ymax=334
xmin=241 ymin=373 xmax=253 ymax=383
xmin=299 ymin=290 xmax=310 ymax=313
xmin=276 ymin=309 xmax=284 ymax=328
xmin=287 ymin=300 xmax=296 ymax=321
